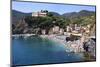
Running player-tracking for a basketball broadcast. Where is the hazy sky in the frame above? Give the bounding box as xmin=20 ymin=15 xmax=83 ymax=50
xmin=12 ymin=1 xmax=95 ymax=15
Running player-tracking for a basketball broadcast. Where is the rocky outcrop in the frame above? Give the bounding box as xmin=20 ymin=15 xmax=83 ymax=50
xmin=83 ymin=38 xmax=96 ymax=57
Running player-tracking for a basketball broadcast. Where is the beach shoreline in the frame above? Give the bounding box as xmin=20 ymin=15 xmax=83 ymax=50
xmin=12 ymin=34 xmax=84 ymax=53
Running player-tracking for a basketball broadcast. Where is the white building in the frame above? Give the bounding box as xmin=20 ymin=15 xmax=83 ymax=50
xmin=59 ymin=28 xmax=64 ymax=35
xmin=66 ymin=26 xmax=70 ymax=32
xmin=32 ymin=11 xmax=47 ymax=17
xmin=52 ymin=26 xmax=60 ymax=34
xmin=41 ymin=29 xmax=46 ymax=35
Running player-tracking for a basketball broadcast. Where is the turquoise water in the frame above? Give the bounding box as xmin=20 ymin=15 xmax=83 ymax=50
xmin=12 ymin=36 xmax=85 ymax=66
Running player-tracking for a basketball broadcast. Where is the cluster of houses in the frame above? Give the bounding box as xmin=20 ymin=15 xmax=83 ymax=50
xmin=40 ymin=24 xmax=91 ymax=36
xmin=31 ymin=10 xmax=91 ymax=36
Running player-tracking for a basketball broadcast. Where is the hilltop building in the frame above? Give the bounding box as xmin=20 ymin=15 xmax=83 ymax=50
xmin=32 ymin=10 xmax=47 ymax=17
